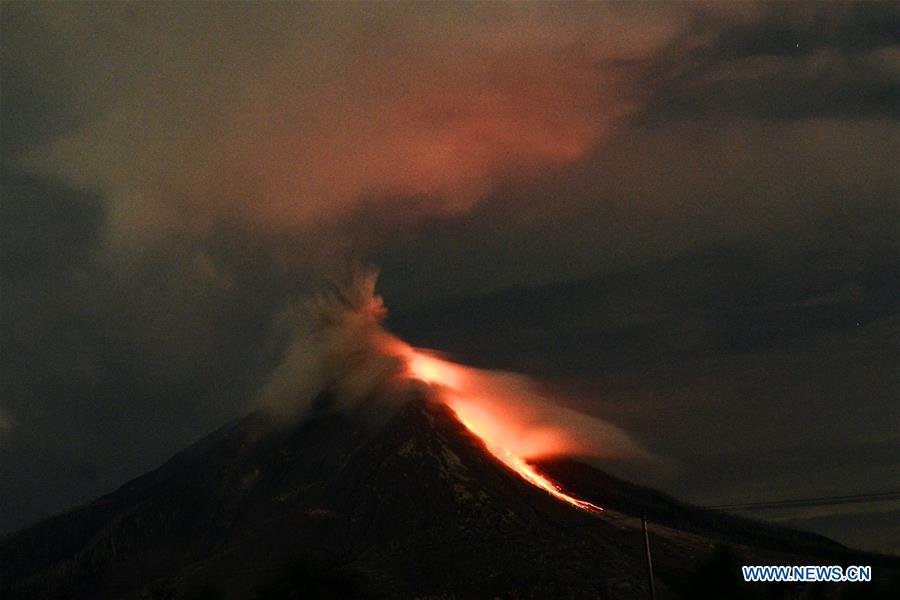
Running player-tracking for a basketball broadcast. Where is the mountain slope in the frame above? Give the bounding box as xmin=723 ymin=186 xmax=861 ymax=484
xmin=2 ymin=395 xmax=897 ymax=599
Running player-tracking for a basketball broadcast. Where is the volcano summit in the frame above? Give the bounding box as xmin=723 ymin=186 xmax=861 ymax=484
xmin=2 ymin=391 xmax=898 ymax=599
xmin=2 ymin=278 xmax=897 ymax=599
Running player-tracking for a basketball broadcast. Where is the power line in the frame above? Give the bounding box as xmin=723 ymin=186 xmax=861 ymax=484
xmin=704 ymin=488 xmax=900 ymax=511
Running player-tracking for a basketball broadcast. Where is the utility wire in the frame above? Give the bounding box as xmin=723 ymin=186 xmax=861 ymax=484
xmin=704 ymin=488 xmax=900 ymax=511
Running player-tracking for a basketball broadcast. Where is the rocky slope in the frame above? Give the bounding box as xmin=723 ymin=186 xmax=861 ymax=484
xmin=1 ymin=394 xmax=897 ymax=599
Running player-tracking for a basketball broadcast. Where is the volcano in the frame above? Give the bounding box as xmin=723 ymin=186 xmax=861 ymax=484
xmin=2 ymin=391 xmax=898 ymax=599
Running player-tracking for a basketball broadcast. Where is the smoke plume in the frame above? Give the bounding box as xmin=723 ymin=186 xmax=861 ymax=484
xmin=9 ymin=2 xmax=689 ymax=254
xmin=256 ymin=269 xmax=405 ymax=419
xmin=259 ymin=270 xmax=655 ymax=464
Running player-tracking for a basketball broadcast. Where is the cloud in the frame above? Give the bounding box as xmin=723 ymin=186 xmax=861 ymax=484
xmin=641 ymin=3 xmax=900 ymax=121
xmin=645 ymin=46 xmax=899 ymax=120
xmin=10 ymin=2 xmax=893 ymax=266
xmin=7 ymin=2 xmax=689 ymax=253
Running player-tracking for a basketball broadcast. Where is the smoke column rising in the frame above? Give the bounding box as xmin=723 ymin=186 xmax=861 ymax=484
xmin=258 ymin=270 xmax=654 ymax=468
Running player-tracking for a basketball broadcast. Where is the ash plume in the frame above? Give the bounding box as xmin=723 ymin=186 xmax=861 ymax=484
xmin=258 ymin=269 xmax=658 ymax=466
xmin=256 ymin=269 xmax=406 ymax=420
xmin=8 ymin=2 xmax=689 ymax=254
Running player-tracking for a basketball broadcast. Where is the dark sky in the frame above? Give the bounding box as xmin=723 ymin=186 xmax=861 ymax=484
xmin=2 ymin=2 xmax=898 ymax=553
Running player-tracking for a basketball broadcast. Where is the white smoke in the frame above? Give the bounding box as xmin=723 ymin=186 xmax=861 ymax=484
xmin=256 ymin=269 xmax=408 ymax=420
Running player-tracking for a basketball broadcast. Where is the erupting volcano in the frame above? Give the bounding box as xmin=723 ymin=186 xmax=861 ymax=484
xmin=2 ymin=275 xmax=894 ymax=599
xmin=405 ymin=350 xmax=603 ymax=513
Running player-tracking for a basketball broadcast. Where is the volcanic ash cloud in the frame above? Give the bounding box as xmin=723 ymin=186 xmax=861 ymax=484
xmin=257 ymin=270 xmax=657 ymax=466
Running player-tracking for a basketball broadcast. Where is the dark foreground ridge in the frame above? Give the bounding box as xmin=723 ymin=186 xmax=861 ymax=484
xmin=2 ymin=396 xmax=898 ymax=599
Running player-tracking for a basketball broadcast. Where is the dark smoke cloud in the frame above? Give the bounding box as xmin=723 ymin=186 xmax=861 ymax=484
xmin=7 ymin=2 xmax=685 ymax=254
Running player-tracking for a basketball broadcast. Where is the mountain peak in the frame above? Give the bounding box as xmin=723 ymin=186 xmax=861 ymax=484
xmin=2 ymin=394 xmax=897 ymax=599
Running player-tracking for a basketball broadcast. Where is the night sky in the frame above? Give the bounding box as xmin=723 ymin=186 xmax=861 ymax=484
xmin=2 ymin=2 xmax=898 ymax=553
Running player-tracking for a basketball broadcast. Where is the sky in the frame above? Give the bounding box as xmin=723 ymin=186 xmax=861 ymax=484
xmin=1 ymin=2 xmax=898 ymax=553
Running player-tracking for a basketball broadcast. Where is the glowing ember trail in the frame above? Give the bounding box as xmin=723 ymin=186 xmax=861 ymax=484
xmin=405 ymin=350 xmax=603 ymax=514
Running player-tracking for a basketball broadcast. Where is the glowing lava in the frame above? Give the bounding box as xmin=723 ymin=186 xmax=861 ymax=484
xmin=405 ymin=350 xmax=602 ymax=513
xmin=454 ymin=406 xmax=604 ymax=513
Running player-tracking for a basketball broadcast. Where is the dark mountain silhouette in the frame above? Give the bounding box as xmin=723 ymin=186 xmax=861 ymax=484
xmin=2 ymin=394 xmax=898 ymax=599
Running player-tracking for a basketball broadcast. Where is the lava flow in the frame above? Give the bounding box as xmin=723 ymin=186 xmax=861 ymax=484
xmin=405 ymin=350 xmax=603 ymax=513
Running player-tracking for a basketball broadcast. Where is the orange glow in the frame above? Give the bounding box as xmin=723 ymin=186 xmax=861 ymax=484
xmin=404 ymin=348 xmax=602 ymax=513
xmin=406 ymin=352 xmax=463 ymax=388
xmin=453 ymin=404 xmax=603 ymax=513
